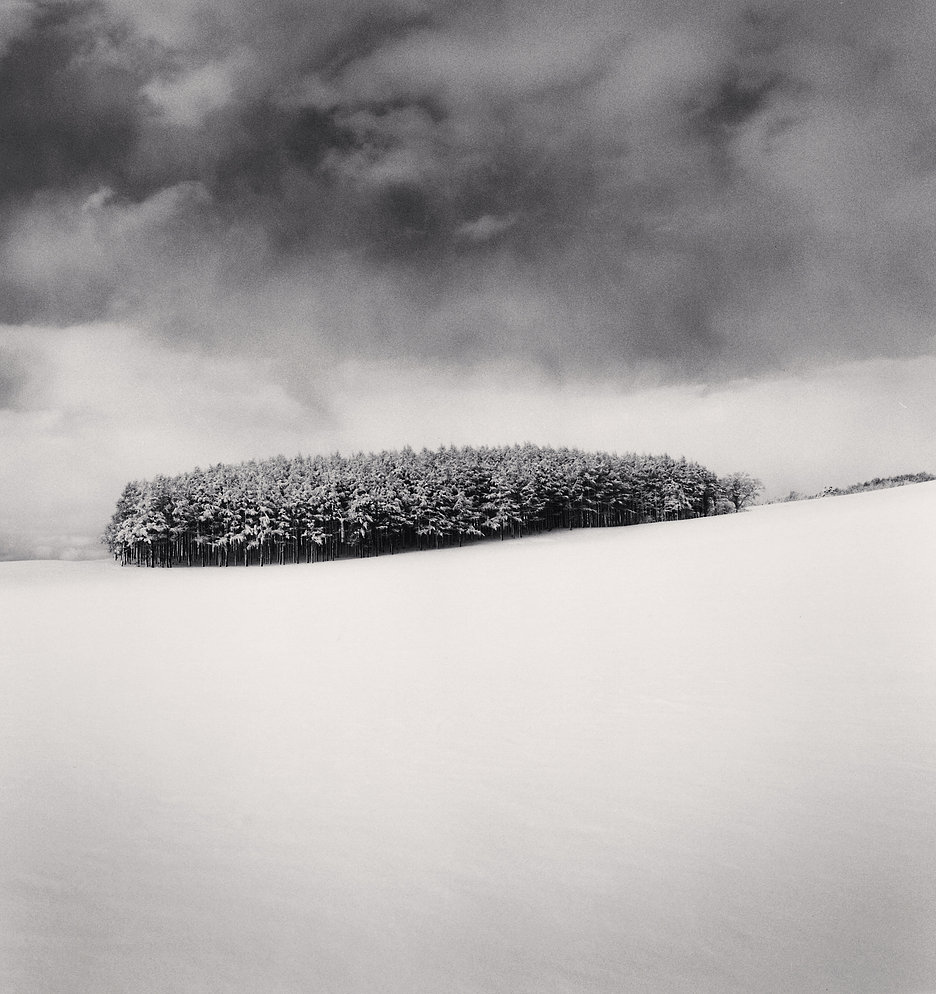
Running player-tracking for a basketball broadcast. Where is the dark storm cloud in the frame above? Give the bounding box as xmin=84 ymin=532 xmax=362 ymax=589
xmin=0 ymin=2 xmax=154 ymax=197
xmin=3 ymin=0 xmax=936 ymax=379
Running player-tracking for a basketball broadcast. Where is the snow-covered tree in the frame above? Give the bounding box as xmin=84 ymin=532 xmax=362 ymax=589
xmin=719 ymin=472 xmax=763 ymax=512
xmin=103 ymin=445 xmax=739 ymax=567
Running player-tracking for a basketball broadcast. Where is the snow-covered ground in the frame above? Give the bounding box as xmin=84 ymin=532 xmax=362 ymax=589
xmin=2 ymin=483 xmax=935 ymax=994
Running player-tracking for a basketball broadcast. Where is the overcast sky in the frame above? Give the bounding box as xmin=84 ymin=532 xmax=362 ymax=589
xmin=1 ymin=0 xmax=935 ymax=559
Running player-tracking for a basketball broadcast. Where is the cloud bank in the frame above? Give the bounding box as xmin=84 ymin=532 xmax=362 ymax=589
xmin=2 ymin=0 xmax=936 ymax=374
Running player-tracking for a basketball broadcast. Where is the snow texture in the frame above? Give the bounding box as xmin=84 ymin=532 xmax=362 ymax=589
xmin=2 ymin=483 xmax=936 ymax=994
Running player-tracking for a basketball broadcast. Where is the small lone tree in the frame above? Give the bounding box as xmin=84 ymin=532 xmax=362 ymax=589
xmin=719 ymin=472 xmax=763 ymax=512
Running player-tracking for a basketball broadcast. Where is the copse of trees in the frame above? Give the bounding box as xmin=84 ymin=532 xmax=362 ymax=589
xmin=103 ymin=444 xmax=752 ymax=568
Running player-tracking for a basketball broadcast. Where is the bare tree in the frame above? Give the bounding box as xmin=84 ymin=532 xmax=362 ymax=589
xmin=719 ymin=472 xmax=763 ymax=512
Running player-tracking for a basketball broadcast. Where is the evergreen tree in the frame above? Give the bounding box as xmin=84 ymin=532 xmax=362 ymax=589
xmin=103 ymin=444 xmax=743 ymax=567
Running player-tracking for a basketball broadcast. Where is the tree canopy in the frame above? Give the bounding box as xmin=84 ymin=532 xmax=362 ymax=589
xmin=103 ymin=444 xmax=741 ymax=567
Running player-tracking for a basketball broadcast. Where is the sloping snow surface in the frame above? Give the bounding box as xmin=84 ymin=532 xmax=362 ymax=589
xmin=2 ymin=483 xmax=936 ymax=994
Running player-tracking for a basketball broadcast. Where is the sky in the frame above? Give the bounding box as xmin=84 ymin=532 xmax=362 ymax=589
xmin=1 ymin=0 xmax=935 ymax=559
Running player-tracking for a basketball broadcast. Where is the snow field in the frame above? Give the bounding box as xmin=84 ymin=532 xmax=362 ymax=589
xmin=1 ymin=482 xmax=935 ymax=994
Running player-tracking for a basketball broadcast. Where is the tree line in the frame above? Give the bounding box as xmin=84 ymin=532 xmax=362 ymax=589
xmin=103 ymin=445 xmax=762 ymax=568
xmin=774 ymin=472 xmax=934 ymax=503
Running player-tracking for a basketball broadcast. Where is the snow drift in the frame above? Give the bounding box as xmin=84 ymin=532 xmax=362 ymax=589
xmin=2 ymin=483 xmax=935 ymax=994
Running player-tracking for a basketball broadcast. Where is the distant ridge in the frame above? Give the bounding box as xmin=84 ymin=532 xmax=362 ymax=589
xmin=773 ymin=472 xmax=934 ymax=505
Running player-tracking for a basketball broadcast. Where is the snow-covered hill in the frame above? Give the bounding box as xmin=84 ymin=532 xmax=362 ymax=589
xmin=2 ymin=483 xmax=935 ymax=994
